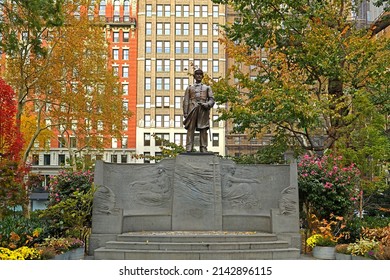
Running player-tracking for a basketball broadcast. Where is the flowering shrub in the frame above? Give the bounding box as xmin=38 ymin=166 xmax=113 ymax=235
xmin=0 ymin=215 xmax=46 ymax=249
xmin=48 ymin=169 xmax=93 ymax=205
xmin=298 ymin=153 xmax=360 ymax=220
xmin=0 ymin=246 xmax=41 ymax=260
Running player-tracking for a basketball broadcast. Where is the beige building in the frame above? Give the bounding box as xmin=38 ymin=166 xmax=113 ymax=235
xmin=135 ymin=0 xmax=227 ymax=161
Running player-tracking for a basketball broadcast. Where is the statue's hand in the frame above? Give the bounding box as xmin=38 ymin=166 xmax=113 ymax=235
xmin=183 ymin=114 xmax=188 ymax=118
xmin=200 ymin=103 xmax=209 ymax=109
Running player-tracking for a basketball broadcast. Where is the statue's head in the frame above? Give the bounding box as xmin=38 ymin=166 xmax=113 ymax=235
xmin=194 ymin=68 xmax=204 ymax=82
xmin=194 ymin=68 xmax=204 ymax=75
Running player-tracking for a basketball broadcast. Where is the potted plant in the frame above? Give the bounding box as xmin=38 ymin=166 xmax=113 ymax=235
xmin=306 ymin=213 xmax=347 ymax=259
xmin=37 ymin=237 xmax=84 ymax=260
xmin=307 ymin=234 xmax=337 ymax=259
xmin=335 ymin=244 xmax=352 ymax=260
xmin=347 ymin=238 xmax=378 ymax=260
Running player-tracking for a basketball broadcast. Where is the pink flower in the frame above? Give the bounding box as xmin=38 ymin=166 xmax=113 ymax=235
xmin=324 ymin=182 xmax=333 ymax=189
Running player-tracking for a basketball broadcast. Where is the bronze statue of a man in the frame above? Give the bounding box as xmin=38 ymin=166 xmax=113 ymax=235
xmin=183 ymin=69 xmax=215 ymax=152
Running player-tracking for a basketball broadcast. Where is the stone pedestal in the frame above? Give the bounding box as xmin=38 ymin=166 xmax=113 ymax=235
xmin=172 ymin=154 xmax=222 ymax=230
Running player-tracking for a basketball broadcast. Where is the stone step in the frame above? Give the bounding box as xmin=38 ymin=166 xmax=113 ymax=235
xmin=116 ymin=232 xmax=279 ymax=243
xmin=104 ymin=240 xmax=290 ymax=251
xmin=93 ymin=231 xmax=300 ymax=260
xmin=94 ymin=248 xmax=301 ymax=260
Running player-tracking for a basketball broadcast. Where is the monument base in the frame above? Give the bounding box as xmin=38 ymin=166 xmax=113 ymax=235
xmin=89 ymin=154 xmax=300 ymax=257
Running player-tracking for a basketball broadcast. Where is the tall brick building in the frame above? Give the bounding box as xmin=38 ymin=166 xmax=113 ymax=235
xmin=135 ymin=0 xmax=227 ymax=161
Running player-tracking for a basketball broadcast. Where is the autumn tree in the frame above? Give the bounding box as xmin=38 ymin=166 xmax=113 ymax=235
xmin=212 ymin=0 xmax=389 ymax=154
xmin=212 ymin=0 xmax=389 ymax=215
xmin=1 ymin=1 xmax=131 ymax=167
xmin=0 ymin=78 xmax=23 ymax=161
xmin=0 ymin=78 xmax=28 ymax=218
xmin=0 ymin=0 xmax=65 ymax=124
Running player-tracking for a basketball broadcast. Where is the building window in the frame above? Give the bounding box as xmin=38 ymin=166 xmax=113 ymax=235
xmin=202 ymin=5 xmax=208 ymax=17
xmin=112 ymin=138 xmax=118 ymax=148
xmin=145 ymin=41 xmax=152 ymax=53
xmin=122 ymin=66 xmax=129 ymax=78
xmin=144 ymin=133 xmax=151 ymax=146
xmin=111 ymin=154 xmax=117 ymax=163
xmin=194 ymin=59 xmax=208 ymax=72
xmin=32 ymin=154 xmax=39 ymax=165
xmin=121 ymin=154 xmax=127 ymax=163
xmin=156 ymin=78 xmax=162 ymax=90
xmin=123 ymin=32 xmax=129 ymax=42
xmin=195 ymin=23 xmax=207 ymax=36
xmin=164 ymin=96 xmax=170 ymax=107
xmin=202 ymin=23 xmax=208 ymax=36
xmin=145 ymin=96 xmax=151 ymax=108
xmin=144 ymin=152 xmax=151 ymax=164
xmin=176 ymin=23 xmax=189 ymax=36
xmin=213 ymin=60 xmax=219 ymax=73
xmin=174 ymin=115 xmax=182 ymax=127
xmin=122 ymin=119 xmax=128 ymax=131
xmin=122 ymin=49 xmax=129 ymax=60
xmin=155 ymin=115 xmax=162 ymax=127
xmin=58 ymin=154 xmax=66 ymax=166
xmin=44 ymin=154 xmax=51 ymax=165
xmin=157 ymin=22 xmax=170 ymax=35
xmin=175 ymin=78 xmax=189 ymax=90
xmin=194 ymin=41 xmax=200 ymax=54
xmin=194 ymin=5 xmax=200 ymax=17
xmin=174 ymin=133 xmax=186 ymax=147
xmin=146 ymin=4 xmax=152 ymax=17
xmin=165 ymin=5 xmax=171 ymax=17
xmin=183 ymin=5 xmax=189 ymax=17
xmin=58 ymin=137 xmax=66 ymax=148
xmin=144 ymin=115 xmax=151 ymax=127
xmin=164 ymin=78 xmax=170 ymax=90
xmin=145 ymin=77 xmax=151 ymax=90
xmin=213 ymin=5 xmax=219 ymax=17
xmin=145 ymin=59 xmax=151 ymax=72
xmin=213 ymin=41 xmax=219 ymax=54
xmin=156 ymin=96 xmax=162 ymax=108
xmin=155 ymin=115 xmax=170 ymax=128
xmin=213 ymin=23 xmax=219 ymax=36
xmin=212 ymin=133 xmax=219 ymax=147
xmin=175 ymin=41 xmax=182 ymax=54
xmin=146 ymin=22 xmax=152 ymax=35
xmin=99 ymin=1 xmax=106 ymax=16
xmin=156 ymin=5 xmax=163 ymax=17
xmin=164 ymin=41 xmax=170 ymax=53
xmin=213 ymin=115 xmax=219 ymax=127
xmin=112 ymin=49 xmax=119 ymax=60
xmin=194 ymin=23 xmax=200 ymax=36
xmin=113 ymin=32 xmax=119 ymax=42
xmin=112 ymin=66 xmax=119 ymax=76
xmin=175 ymin=5 xmax=182 ymax=17
xmin=122 ymin=137 xmax=128 ymax=148
xmin=157 ymin=41 xmax=170 ymax=53
xmin=123 ymin=100 xmax=128 ymax=111
xmin=175 ymin=59 xmax=189 ymax=72
xmin=175 ymin=41 xmax=188 ymax=53
xmin=175 ymin=96 xmax=182 ymax=109
xmin=201 ymin=41 xmax=208 ymax=53
xmin=122 ymin=84 xmax=128 ymax=95
xmin=156 ymin=59 xmax=170 ymax=72
xmin=155 ymin=133 xmax=170 ymax=146
xmin=70 ymin=137 xmax=77 ymax=148
xmin=157 ymin=5 xmax=170 ymax=17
